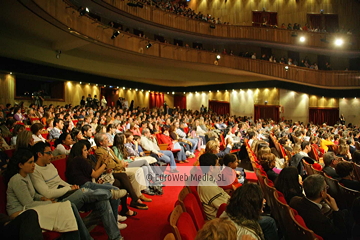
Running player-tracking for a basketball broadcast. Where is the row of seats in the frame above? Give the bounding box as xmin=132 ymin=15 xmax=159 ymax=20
xmin=245 ymin=140 xmax=323 ymax=240
xmin=302 ymin=159 xmax=360 ymax=210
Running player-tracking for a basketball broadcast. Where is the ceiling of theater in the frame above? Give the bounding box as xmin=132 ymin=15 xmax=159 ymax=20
xmin=0 ymin=0 xmax=355 ymax=88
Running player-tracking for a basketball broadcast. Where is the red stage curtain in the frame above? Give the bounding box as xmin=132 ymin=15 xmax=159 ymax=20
xmin=309 ymin=108 xmax=339 ymax=125
xmin=174 ymin=95 xmax=186 ymax=110
xmin=209 ymin=101 xmax=230 ymax=115
xmin=149 ymin=93 xmax=164 ymax=108
xmin=254 ymin=105 xmax=279 ymax=122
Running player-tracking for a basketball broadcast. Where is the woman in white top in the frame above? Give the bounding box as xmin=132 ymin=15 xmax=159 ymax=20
xmin=31 ymin=123 xmax=46 ymax=143
xmin=53 ymin=132 xmax=73 ymax=156
xmin=5 ymin=148 xmax=91 ymax=239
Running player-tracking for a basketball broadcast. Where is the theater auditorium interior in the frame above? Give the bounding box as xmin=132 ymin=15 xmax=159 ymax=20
xmin=1 ymin=0 xmax=360 ymax=239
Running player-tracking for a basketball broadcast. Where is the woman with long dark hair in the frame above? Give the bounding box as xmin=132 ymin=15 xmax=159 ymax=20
xmin=66 ymin=140 xmax=137 ymax=219
xmin=112 ymin=133 xmax=162 ymax=195
xmin=53 ymin=132 xmax=73 ymax=156
xmin=65 ymin=141 xmax=131 ymax=230
xmin=274 ymin=166 xmax=303 ymax=204
xmin=5 ymin=148 xmax=89 ymax=239
xmin=222 ymin=183 xmax=265 ymax=240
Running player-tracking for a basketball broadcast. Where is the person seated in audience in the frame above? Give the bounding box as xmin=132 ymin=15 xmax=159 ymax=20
xmin=30 ymin=141 xmax=128 ymax=237
xmin=0 ymin=209 xmax=43 ymax=240
xmin=310 ymin=136 xmax=323 ymax=157
xmin=289 ymin=174 xmax=347 ymax=240
xmin=140 ymin=128 xmax=178 ymax=173
xmin=290 ymin=141 xmax=315 ymax=178
xmin=322 ymin=152 xmax=341 ymax=180
xmin=275 ymin=166 xmax=303 ymax=203
xmin=53 ymin=132 xmax=73 ymax=156
xmin=221 ymin=183 xmax=279 ymax=240
xmin=70 ymin=128 xmax=85 ymax=143
xmin=13 ymin=107 xmax=26 ymax=122
xmin=320 ymin=133 xmax=334 ymax=152
xmin=129 ymin=122 xmax=141 ymax=136
xmin=16 ymin=130 xmax=34 ymax=150
xmin=48 ymin=118 xmax=64 ymax=140
xmin=106 ymin=124 xmax=116 ymax=146
xmin=336 ymin=161 xmax=360 ymax=191
xmin=81 ymin=124 xmax=96 ymax=148
xmin=197 ymin=152 xmax=230 ymax=220
xmin=169 ymin=125 xmax=193 ymax=157
xmin=173 ymin=121 xmax=198 ymax=154
xmin=124 ymin=132 xmax=158 ymax=164
xmin=193 ymin=119 xmax=207 ymax=144
xmin=205 ymin=139 xmax=233 ymax=159
xmin=337 ymin=144 xmax=352 ymax=161
xmin=219 ymin=154 xmax=242 ymax=195
xmin=259 ymin=153 xmax=279 ymax=182
xmin=94 ymin=132 xmax=151 ymax=209
xmin=160 ymin=125 xmax=189 ymax=163
xmin=247 ymin=130 xmax=257 ymax=148
xmin=353 ymin=150 xmax=360 ymax=165
xmin=4 ymin=148 xmax=90 ymax=239
xmin=95 ymin=124 xmax=106 ymax=134
xmin=31 ymin=123 xmax=46 ymax=143
xmin=195 ymin=218 xmax=237 ymax=240
xmin=112 ymin=133 xmax=161 ymax=195
xmin=10 ymin=124 xmax=25 ymax=146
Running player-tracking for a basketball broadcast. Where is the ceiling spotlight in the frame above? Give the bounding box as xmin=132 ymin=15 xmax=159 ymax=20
xmin=123 ymin=87 xmax=125 ymax=89
xmin=299 ymin=36 xmax=305 ymax=42
xmin=96 ymin=84 xmax=98 ymax=86
xmin=167 ymin=92 xmax=169 ymax=94
xmin=111 ymin=31 xmax=120 ymax=39
xmin=146 ymin=43 xmax=152 ymax=49
xmin=334 ymin=38 xmax=344 ymax=46
xmin=80 ymin=82 xmax=82 ymax=84
xmin=9 ymin=72 xmax=12 ymax=75
xmin=217 ymin=90 xmax=219 ymax=92
xmin=209 ymin=90 xmax=211 ymax=93
xmin=109 ymin=86 xmax=113 ymax=88
xmin=117 ymin=86 xmax=119 ymax=88
xmin=172 ymin=92 xmax=175 ymax=95
xmin=183 ymin=92 xmax=186 ymax=94
xmin=135 ymin=88 xmax=138 ymax=91
xmin=216 ymin=55 xmax=221 ymax=60
xmin=141 ymin=89 xmax=144 ymax=92
xmin=79 ymin=7 xmax=89 ymax=16
xmin=130 ymin=88 xmax=132 ymax=90
xmin=284 ymin=66 xmax=289 ymax=71
xmin=88 ymin=83 xmax=90 ymax=85
xmin=104 ymin=85 xmax=106 ymax=87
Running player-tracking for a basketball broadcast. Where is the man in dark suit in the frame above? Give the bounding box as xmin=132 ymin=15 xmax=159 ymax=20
xmin=322 ymin=152 xmax=341 ymax=180
xmin=290 ymin=174 xmax=347 ymax=240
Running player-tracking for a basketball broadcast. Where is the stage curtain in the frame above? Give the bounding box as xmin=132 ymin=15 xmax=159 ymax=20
xmin=149 ymin=93 xmax=164 ymax=108
xmin=174 ymin=95 xmax=186 ymax=110
xmin=309 ymin=108 xmax=339 ymax=125
xmin=209 ymin=101 xmax=230 ymax=115
xmin=254 ymin=105 xmax=279 ymax=122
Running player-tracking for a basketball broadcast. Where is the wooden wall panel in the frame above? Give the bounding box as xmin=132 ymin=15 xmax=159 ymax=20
xmin=31 ymin=0 xmax=360 ymax=89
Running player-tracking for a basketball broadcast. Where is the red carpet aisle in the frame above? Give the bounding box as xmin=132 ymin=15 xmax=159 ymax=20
xmin=90 ymin=153 xmax=199 ymax=240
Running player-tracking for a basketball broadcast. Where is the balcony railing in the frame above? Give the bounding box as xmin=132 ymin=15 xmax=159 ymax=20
xmin=101 ymin=0 xmax=360 ymax=51
xmin=30 ymin=0 xmax=360 ymax=88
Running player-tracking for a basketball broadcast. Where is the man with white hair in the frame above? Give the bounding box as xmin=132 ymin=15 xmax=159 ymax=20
xmin=141 ymin=128 xmax=179 ymax=173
